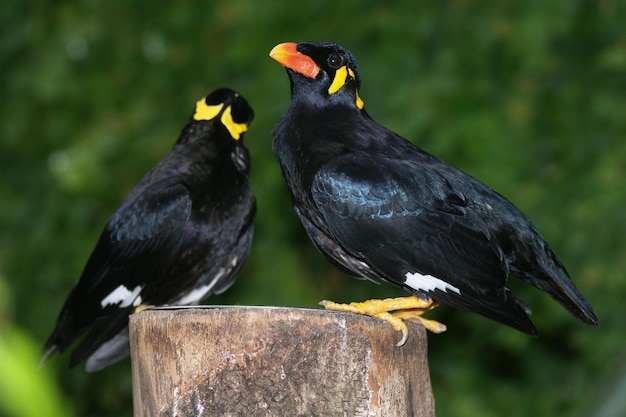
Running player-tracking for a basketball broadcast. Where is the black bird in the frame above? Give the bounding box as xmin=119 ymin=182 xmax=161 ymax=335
xmin=270 ymin=41 xmax=598 ymax=343
xmin=43 ymin=88 xmax=256 ymax=371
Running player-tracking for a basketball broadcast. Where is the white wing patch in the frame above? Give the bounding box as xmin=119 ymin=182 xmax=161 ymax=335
xmin=133 ymin=294 xmax=143 ymax=307
xmin=174 ymin=281 xmax=217 ymax=305
xmin=100 ymin=285 xmax=143 ymax=308
xmin=404 ymin=271 xmax=461 ymax=295
xmin=174 ymin=267 xmax=226 ymax=305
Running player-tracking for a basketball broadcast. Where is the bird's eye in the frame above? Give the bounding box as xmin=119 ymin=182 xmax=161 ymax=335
xmin=327 ymin=53 xmax=344 ymax=69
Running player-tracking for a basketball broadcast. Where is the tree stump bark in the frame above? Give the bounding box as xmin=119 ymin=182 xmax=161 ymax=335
xmin=129 ymin=306 xmax=435 ymax=417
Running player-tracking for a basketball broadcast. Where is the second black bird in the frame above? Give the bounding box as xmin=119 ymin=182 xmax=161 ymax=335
xmin=43 ymin=88 xmax=256 ymax=371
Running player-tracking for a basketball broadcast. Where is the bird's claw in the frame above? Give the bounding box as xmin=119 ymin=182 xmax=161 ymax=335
xmin=320 ymin=295 xmax=446 ymax=345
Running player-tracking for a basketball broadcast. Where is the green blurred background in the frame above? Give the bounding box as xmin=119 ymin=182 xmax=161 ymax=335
xmin=1 ymin=1 xmax=625 ymax=416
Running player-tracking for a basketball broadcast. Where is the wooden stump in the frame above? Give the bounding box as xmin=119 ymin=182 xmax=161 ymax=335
xmin=130 ymin=306 xmax=435 ymax=417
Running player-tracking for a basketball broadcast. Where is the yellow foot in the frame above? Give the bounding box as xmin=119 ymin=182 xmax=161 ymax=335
xmin=320 ymin=295 xmax=446 ymax=346
xmin=393 ymin=309 xmax=447 ymax=334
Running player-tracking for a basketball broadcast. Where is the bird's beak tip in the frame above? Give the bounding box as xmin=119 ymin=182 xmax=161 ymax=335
xmin=270 ymin=42 xmax=320 ymax=79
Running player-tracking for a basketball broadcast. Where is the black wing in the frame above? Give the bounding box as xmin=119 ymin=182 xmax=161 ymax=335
xmin=44 ymin=180 xmax=192 ymax=364
xmin=310 ymin=152 xmax=536 ymax=334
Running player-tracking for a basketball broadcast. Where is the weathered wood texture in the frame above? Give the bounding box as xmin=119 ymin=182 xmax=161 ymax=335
xmin=130 ymin=306 xmax=435 ymax=417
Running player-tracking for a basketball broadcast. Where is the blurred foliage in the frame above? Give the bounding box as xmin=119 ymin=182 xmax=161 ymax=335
xmin=0 ymin=326 xmax=74 ymax=417
xmin=1 ymin=0 xmax=625 ymax=416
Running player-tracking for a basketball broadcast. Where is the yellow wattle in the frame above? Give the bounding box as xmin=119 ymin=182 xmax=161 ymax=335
xmin=328 ymin=66 xmax=349 ymax=95
xmin=193 ymin=99 xmax=223 ymax=121
xmin=221 ymin=105 xmax=248 ymax=140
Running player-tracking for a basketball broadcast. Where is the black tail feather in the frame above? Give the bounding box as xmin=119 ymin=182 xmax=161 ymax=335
xmin=514 ymin=245 xmax=599 ymax=327
xmin=522 ymin=273 xmax=599 ymax=326
xmin=68 ymin=310 xmax=132 ymax=369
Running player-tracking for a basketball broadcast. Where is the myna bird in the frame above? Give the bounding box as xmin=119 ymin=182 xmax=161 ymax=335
xmin=43 ymin=88 xmax=256 ymax=371
xmin=270 ymin=41 xmax=598 ymax=344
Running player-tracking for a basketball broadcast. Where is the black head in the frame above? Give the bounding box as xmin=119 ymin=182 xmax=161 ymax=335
xmin=188 ymin=88 xmax=254 ymax=142
xmin=270 ymin=42 xmax=364 ymax=110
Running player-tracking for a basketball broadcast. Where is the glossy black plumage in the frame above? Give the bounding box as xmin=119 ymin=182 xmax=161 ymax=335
xmin=270 ymin=42 xmax=598 ymax=335
xmin=43 ymin=88 xmax=256 ymax=371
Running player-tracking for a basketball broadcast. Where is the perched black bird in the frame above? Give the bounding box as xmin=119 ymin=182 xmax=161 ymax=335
xmin=43 ymin=88 xmax=256 ymax=371
xmin=270 ymin=41 xmax=598 ymax=343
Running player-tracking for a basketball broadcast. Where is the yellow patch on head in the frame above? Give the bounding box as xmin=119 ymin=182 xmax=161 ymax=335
xmin=221 ymin=105 xmax=248 ymax=140
xmin=329 ymin=66 xmax=363 ymax=109
xmin=328 ymin=66 xmax=349 ymax=95
xmin=193 ymin=98 xmax=223 ymax=121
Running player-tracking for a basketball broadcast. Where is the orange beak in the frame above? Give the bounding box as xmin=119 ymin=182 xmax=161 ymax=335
xmin=269 ymin=42 xmax=320 ymax=79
